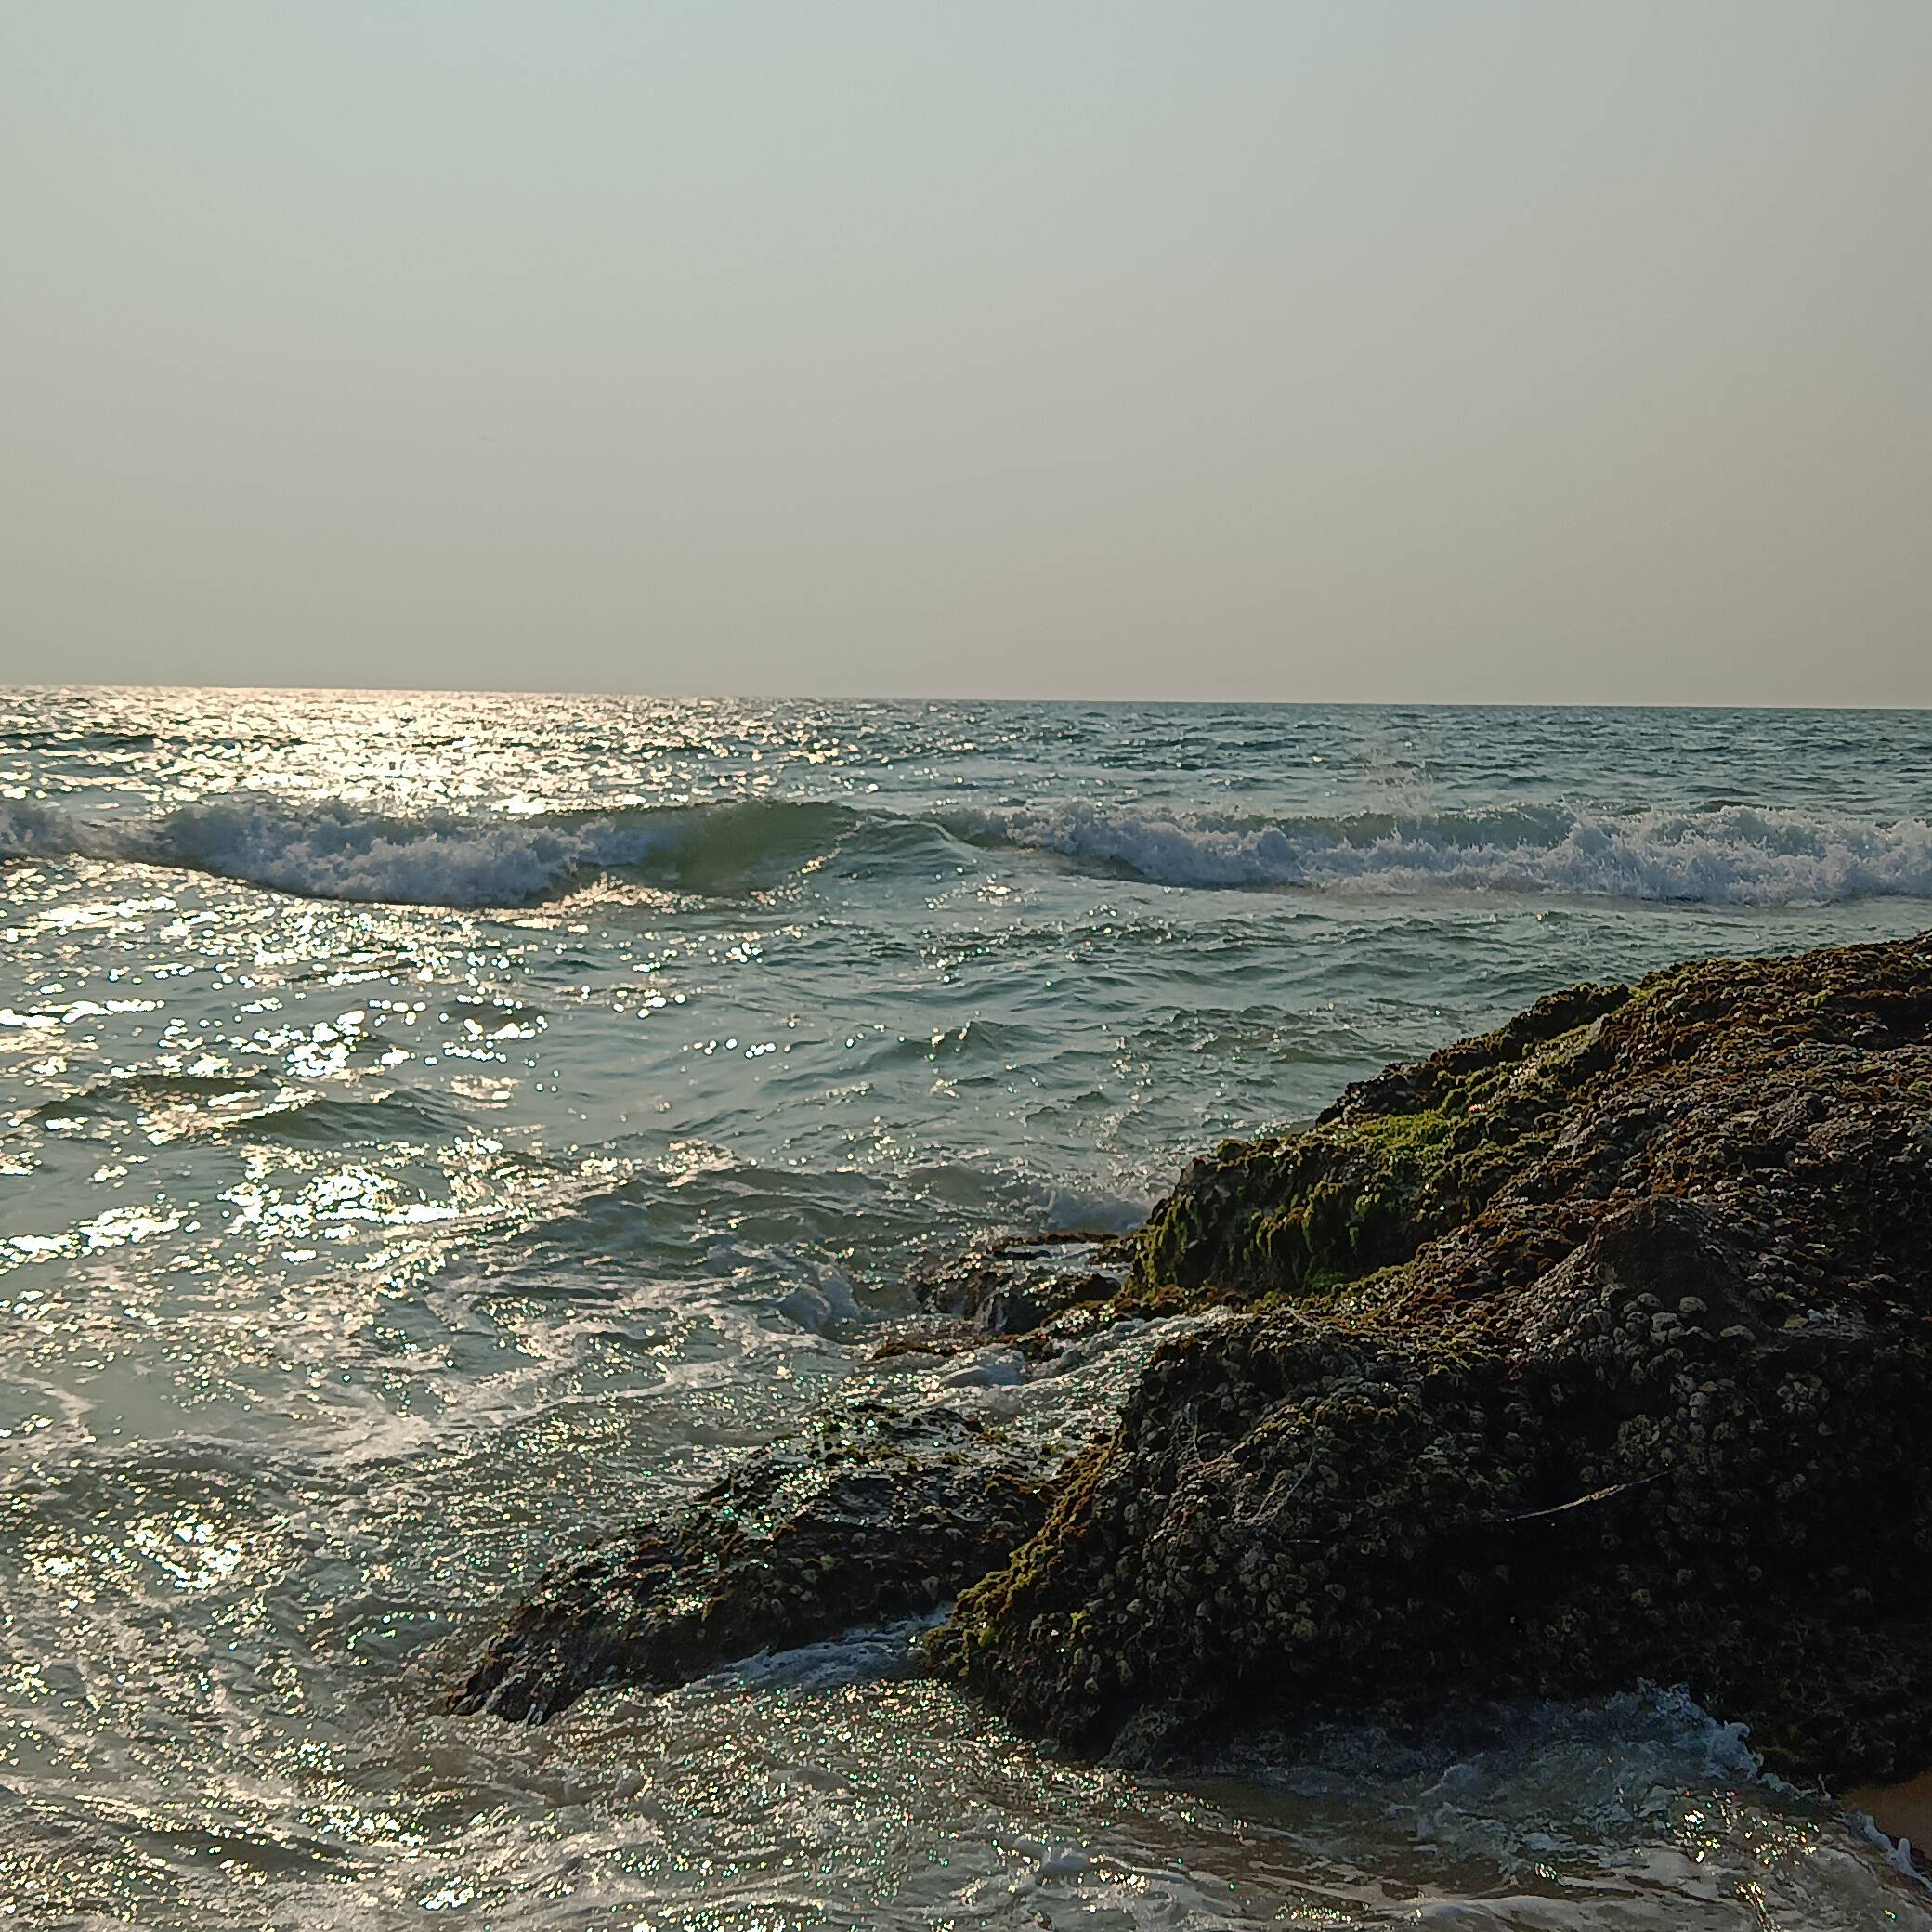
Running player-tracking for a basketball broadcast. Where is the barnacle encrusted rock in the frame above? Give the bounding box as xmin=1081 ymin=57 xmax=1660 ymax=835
xmin=458 ymin=1394 xmax=1054 ymax=1722
xmin=933 ymin=933 xmax=1932 ymax=1785
xmin=458 ymin=1239 xmax=1158 ymax=1721
xmin=467 ymin=934 xmax=1932 ymax=1787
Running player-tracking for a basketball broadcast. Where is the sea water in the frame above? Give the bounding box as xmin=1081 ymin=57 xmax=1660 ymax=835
xmin=3 ymin=688 xmax=1930 ymax=1929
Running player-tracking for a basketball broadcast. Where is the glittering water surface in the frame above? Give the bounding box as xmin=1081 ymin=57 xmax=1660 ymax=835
xmin=3 ymin=689 xmax=1930 ymax=1929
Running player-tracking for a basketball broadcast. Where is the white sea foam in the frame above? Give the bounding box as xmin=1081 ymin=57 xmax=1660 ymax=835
xmin=0 ymin=794 xmax=855 ymax=907
xmin=952 ymin=800 xmax=1932 ymax=905
xmin=708 ymin=1612 xmax=943 ymax=1690
xmin=8 ymin=790 xmax=1932 ymax=908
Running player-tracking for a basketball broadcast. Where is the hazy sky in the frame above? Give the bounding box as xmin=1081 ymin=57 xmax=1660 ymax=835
xmin=3 ymin=3 xmax=1927 ymax=703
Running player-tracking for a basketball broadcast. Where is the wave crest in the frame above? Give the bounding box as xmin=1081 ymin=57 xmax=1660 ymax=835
xmin=7 ymin=792 xmax=1932 ymax=908
xmin=950 ymin=801 xmax=1932 ymax=905
xmin=0 ymin=795 xmax=868 ymax=907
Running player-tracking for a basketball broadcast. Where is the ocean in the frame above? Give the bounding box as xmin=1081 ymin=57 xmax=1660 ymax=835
xmin=3 ymin=686 xmax=1930 ymax=1929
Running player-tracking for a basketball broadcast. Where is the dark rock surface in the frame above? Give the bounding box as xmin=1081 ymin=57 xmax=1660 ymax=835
xmin=458 ymin=1239 xmax=1168 ymax=1722
xmin=458 ymin=1394 xmax=1054 ymax=1722
xmin=913 ymin=1232 xmax=1131 ymax=1340
xmin=466 ymin=933 xmax=1932 ymax=1787
xmin=935 ymin=933 xmax=1932 ymax=1784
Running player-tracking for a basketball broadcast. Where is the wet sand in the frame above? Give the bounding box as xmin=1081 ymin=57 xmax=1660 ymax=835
xmin=1846 ymin=1771 xmax=1932 ymax=1860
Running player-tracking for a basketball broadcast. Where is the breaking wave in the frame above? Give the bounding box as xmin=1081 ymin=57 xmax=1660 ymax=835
xmin=0 ymin=794 xmax=877 ymax=907
xmin=7 ymin=792 xmax=1932 ymax=907
xmin=950 ymin=801 xmax=1932 ymax=906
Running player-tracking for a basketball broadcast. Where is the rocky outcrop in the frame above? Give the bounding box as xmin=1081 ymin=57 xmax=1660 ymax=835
xmin=458 ymin=1393 xmax=1055 ymax=1722
xmin=936 ymin=934 xmax=1932 ymax=1785
xmin=458 ymin=1238 xmax=1168 ymax=1721
xmin=466 ymin=933 xmax=1932 ymax=1788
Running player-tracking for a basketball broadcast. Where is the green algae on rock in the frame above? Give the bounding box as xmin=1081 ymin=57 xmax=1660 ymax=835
xmin=464 ymin=933 xmax=1932 ymax=1791
xmin=934 ymin=933 xmax=1932 ymax=1786
xmin=1121 ymin=978 xmax=1632 ymax=1311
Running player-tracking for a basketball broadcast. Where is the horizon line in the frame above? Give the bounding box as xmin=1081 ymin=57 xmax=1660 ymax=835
xmin=6 ymin=681 xmax=1931 ymax=715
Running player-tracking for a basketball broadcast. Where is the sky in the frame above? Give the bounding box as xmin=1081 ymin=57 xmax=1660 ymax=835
xmin=2 ymin=2 xmax=1927 ymax=704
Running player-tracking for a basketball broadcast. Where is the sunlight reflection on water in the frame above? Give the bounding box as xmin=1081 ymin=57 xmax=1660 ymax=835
xmin=3 ymin=690 xmax=1931 ymax=1925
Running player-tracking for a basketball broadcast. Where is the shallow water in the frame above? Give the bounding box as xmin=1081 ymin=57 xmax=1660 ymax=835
xmin=3 ymin=689 xmax=1930 ymax=1928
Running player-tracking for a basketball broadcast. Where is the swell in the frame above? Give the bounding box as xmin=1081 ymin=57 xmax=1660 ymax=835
xmin=19 ymin=1070 xmax=471 ymax=1145
xmin=7 ymin=792 xmax=1932 ymax=908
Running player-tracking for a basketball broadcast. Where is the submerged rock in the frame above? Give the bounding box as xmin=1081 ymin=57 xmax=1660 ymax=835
xmin=458 ymin=1238 xmax=1172 ymax=1722
xmin=458 ymin=1392 xmax=1054 ymax=1723
xmin=913 ymin=1231 xmax=1132 ymax=1340
xmin=467 ymin=934 xmax=1932 ymax=1787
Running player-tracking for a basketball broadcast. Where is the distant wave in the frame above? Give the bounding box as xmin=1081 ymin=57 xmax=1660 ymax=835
xmin=946 ymin=801 xmax=1932 ymax=906
xmin=7 ymin=792 xmax=1932 ymax=908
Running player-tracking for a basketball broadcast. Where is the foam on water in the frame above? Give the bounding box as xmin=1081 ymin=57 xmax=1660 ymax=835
xmin=1 ymin=794 xmax=875 ymax=906
xmin=9 ymin=788 xmax=1932 ymax=909
xmin=6 ymin=690 xmax=1931 ymax=1928
xmin=952 ymin=799 xmax=1932 ymax=904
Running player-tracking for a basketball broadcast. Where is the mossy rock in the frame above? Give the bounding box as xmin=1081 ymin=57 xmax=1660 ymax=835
xmin=468 ymin=932 xmax=1932 ymax=1790
xmin=1126 ymin=980 xmax=1631 ymax=1308
xmin=937 ymin=934 xmax=1932 ymax=1787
